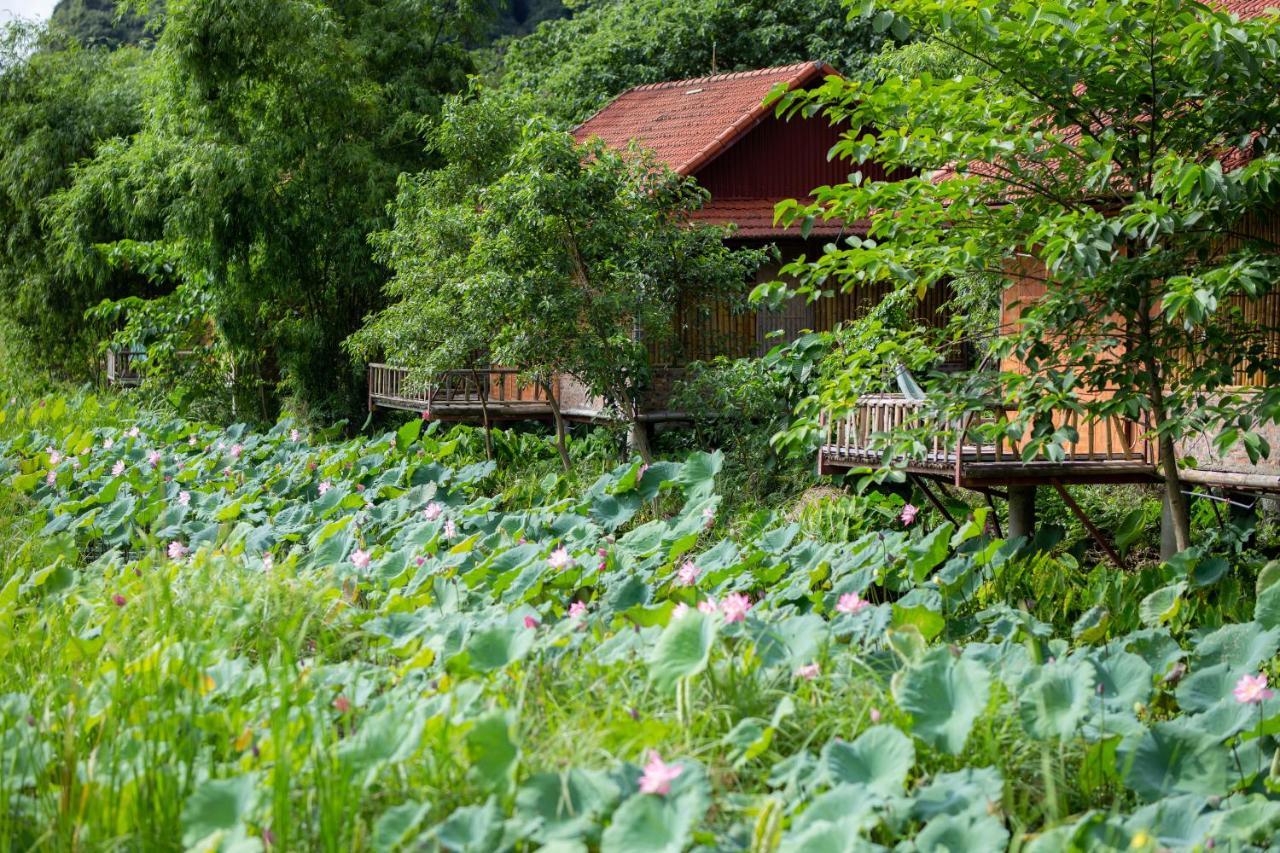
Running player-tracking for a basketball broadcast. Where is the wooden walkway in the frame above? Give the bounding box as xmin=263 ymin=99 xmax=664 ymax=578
xmin=818 ymin=394 xmax=1159 ymax=487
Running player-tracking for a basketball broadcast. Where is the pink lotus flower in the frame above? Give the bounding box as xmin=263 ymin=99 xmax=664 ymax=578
xmin=524 ymin=615 xmax=539 ymax=629
xmin=442 ymin=519 xmax=457 ymax=540
xmin=702 ymin=506 xmax=716 ymax=529
xmin=900 ymin=503 xmax=919 ymax=525
xmin=188 ymin=435 xmax=197 ymax=447
xmin=167 ymin=541 xmax=188 ymax=560
xmin=355 ymin=483 xmax=365 ymax=493
xmin=148 ymin=450 xmax=162 ymax=468
xmin=548 ymin=546 xmax=573 ymax=570
xmin=1234 ymin=673 xmax=1275 ymax=704
xmin=836 ymin=592 xmax=870 ymax=615
xmin=697 ymin=598 xmax=718 ymax=614
xmin=676 ymin=560 xmax=699 ymax=586
xmin=421 ymin=409 xmax=431 ymax=421
xmin=672 ymin=602 xmax=691 ymax=619
xmin=333 ymin=695 xmax=351 ymax=714
xmin=46 ymin=447 xmax=62 ymax=465
xmin=112 ymin=594 xmax=127 ymax=607
xmin=569 ymin=600 xmax=588 ymax=618
xmin=721 ymin=592 xmax=752 ymax=623
xmin=795 ymin=663 xmax=821 ymax=681
xmin=318 ymin=480 xmax=332 ymax=495
xmin=127 ymin=426 xmax=140 ymax=438
xmin=71 ymin=459 xmax=80 ymax=470
xmin=112 ymin=461 xmax=126 ymax=477
xmin=102 ymin=438 xmax=114 ymax=450
xmin=290 ymin=429 xmax=301 ymax=442
xmin=45 ymin=470 xmax=56 ymax=487
xmin=178 ymin=491 xmax=190 ymax=507
xmin=422 ymin=501 xmax=443 ymax=521
xmin=869 ymin=707 xmax=882 ymax=723
xmin=229 ymin=444 xmax=243 ymax=460
xmin=350 ymin=549 xmax=371 ymax=570
xmin=638 ymin=751 xmax=683 ymax=795
xmin=415 ymin=555 xmax=426 ymax=567
xmin=262 ymin=553 xmax=274 ymax=571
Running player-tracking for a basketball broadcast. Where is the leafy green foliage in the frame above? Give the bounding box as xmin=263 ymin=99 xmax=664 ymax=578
xmin=4 ymin=392 xmax=1280 ymax=847
xmin=497 ymin=0 xmax=896 ymax=123
xmin=0 ymin=21 xmax=146 ymax=381
xmin=52 ymin=0 xmax=490 ymax=421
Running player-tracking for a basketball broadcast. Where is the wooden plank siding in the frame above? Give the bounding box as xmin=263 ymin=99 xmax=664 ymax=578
xmin=665 ymin=277 xmax=958 ymax=365
xmin=946 ymin=207 xmax=1280 ymax=486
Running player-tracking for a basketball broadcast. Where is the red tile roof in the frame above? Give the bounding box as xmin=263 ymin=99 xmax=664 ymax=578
xmin=1220 ymin=0 xmax=1277 ymax=16
xmin=573 ymin=62 xmax=838 ymax=176
xmin=689 ymin=197 xmax=856 ymax=239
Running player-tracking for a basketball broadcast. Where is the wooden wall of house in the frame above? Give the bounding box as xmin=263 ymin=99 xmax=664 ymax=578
xmin=693 ymin=114 xmax=908 ymax=199
xmin=1000 ymin=211 xmax=1280 ymax=387
xmin=997 ymin=212 xmax=1280 ymax=477
xmin=663 ymin=244 xmax=957 ymax=366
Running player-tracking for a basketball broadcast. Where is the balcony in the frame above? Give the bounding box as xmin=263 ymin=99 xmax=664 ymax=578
xmin=818 ymin=393 xmax=1158 ymax=487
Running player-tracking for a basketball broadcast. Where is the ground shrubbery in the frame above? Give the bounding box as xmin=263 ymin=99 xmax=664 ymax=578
xmin=2 ymin=394 xmax=1279 ymax=850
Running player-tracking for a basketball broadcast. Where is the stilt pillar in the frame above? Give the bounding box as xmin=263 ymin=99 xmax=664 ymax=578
xmin=1008 ymin=485 xmax=1037 ymax=542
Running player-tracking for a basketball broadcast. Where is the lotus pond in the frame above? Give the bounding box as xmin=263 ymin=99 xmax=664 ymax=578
xmin=2 ymin=396 xmax=1280 ymax=852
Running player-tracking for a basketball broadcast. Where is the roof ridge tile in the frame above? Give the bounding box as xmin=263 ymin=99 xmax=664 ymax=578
xmin=625 ymin=61 xmax=822 ymax=93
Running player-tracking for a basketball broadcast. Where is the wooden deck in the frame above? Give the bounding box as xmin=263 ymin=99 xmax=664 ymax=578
xmin=368 ymin=364 xmax=557 ymax=420
xmin=818 ymin=394 xmax=1159 ymax=487
xmin=367 ymin=363 xmax=701 ymax=424
xmin=105 ymin=349 xmax=144 ymax=387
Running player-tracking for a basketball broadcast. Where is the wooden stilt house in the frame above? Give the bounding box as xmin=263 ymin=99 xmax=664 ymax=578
xmin=368 ymin=62 xmax=953 ymax=421
xmin=817 ymin=0 xmax=1280 ymax=554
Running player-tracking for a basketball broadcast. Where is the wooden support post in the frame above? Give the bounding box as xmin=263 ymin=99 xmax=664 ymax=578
xmin=1052 ymin=480 xmax=1126 ymax=571
xmin=1008 ymin=485 xmax=1037 ymax=542
xmin=908 ymin=474 xmax=957 ymax=526
xmin=984 ymin=491 xmax=1003 ymax=539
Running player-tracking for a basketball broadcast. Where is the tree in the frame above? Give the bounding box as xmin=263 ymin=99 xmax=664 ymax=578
xmin=349 ymin=90 xmax=766 ymax=468
xmin=0 ymin=21 xmax=146 ymax=381
xmin=768 ymin=0 xmax=1280 ymax=550
xmin=52 ymin=0 xmax=490 ymax=422
xmin=496 ymin=0 xmax=897 ymax=123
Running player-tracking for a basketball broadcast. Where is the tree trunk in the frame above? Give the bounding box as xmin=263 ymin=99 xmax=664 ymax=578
xmin=542 ymin=378 xmax=571 ymax=472
xmin=1156 ymin=429 xmax=1191 ymax=552
xmin=470 ymin=366 xmax=494 ymax=463
xmin=628 ymin=418 xmax=653 ymax=463
xmin=1136 ymin=289 xmax=1191 ymax=552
